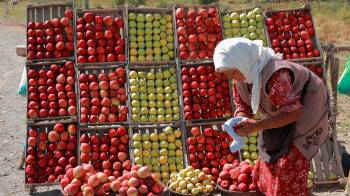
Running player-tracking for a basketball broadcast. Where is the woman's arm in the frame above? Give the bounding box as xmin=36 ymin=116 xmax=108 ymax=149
xmin=233 ymin=83 xmax=253 ymax=118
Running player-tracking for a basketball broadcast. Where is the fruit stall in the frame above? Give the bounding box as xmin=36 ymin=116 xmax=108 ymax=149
xmin=22 ymin=2 xmax=345 ymax=195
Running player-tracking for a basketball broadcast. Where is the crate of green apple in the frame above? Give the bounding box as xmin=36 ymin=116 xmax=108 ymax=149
xmin=127 ymin=8 xmax=176 ymax=62
xmin=78 ymin=65 xmax=128 ymax=125
xmin=26 ymin=3 xmax=74 ymax=61
xmin=180 ymin=62 xmax=233 ymax=122
xmin=185 ymin=123 xmax=240 ymax=181
xmin=174 ymin=5 xmax=223 ymax=62
xmin=75 ymin=8 xmax=126 ymax=65
xmin=264 ymin=4 xmax=322 ymax=61
xmin=79 ymin=125 xmax=132 ymax=178
xmin=25 ymin=122 xmax=78 ymax=185
xmin=27 ymin=60 xmax=77 ymax=121
xmin=128 ymin=64 xmax=181 ymax=123
xmin=221 ymin=6 xmax=267 ymax=44
xmin=240 ymin=132 xmax=259 ymax=166
xmin=130 ymin=125 xmax=186 ymax=185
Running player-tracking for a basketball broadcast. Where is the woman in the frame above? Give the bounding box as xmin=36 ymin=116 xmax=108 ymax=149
xmin=213 ymin=38 xmax=329 ymax=196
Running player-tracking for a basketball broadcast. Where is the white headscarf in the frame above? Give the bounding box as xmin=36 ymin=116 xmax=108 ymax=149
xmin=213 ymin=38 xmax=282 ymax=114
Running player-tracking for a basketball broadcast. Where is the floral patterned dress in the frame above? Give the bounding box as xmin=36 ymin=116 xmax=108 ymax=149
xmin=233 ymin=69 xmax=310 ymax=196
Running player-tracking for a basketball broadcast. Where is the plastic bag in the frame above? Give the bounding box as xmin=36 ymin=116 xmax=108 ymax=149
xmin=17 ymin=66 xmax=27 ymax=97
xmin=337 ymin=57 xmax=350 ymax=96
xmin=223 ymin=117 xmax=248 ymax=153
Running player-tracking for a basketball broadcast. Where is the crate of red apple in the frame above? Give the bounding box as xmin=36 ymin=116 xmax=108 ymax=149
xmin=221 ymin=6 xmax=268 ymax=45
xmin=174 ymin=5 xmax=223 ymax=62
xmin=180 ymin=63 xmax=233 ymax=122
xmin=25 ymin=122 xmax=78 ymax=185
xmin=60 ymin=164 xmax=166 ymax=196
xmin=185 ymin=124 xmax=239 ymax=181
xmin=27 ymin=61 xmax=77 ymax=121
xmin=75 ymin=8 xmax=126 ymax=65
xmin=264 ymin=4 xmax=322 ymax=61
xmin=26 ymin=3 xmax=74 ymax=61
xmin=79 ymin=125 xmax=131 ymax=177
xmin=77 ymin=65 xmax=128 ymax=125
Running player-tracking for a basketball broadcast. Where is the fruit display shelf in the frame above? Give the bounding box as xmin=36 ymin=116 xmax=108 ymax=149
xmin=184 ymin=121 xmax=241 ymax=182
xmin=25 ymin=120 xmax=78 ymax=188
xmin=220 ymin=6 xmax=268 ymax=45
xmin=178 ymin=61 xmax=235 ymax=123
xmin=126 ymin=8 xmax=176 ymax=63
xmin=26 ymin=3 xmax=75 ymax=62
xmin=78 ymin=124 xmax=132 ymax=176
xmin=75 ymin=8 xmax=127 ymax=66
xmin=129 ymin=124 xmax=187 ymax=185
xmin=263 ymin=3 xmax=323 ymax=62
xmin=77 ymin=64 xmax=129 ymax=126
xmin=26 ymin=59 xmax=78 ymax=123
xmin=174 ymin=4 xmax=223 ymax=63
xmin=126 ymin=63 xmax=183 ymax=124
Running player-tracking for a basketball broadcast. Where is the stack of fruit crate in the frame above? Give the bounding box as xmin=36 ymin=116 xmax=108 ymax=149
xmin=24 ymin=3 xmax=79 ymax=192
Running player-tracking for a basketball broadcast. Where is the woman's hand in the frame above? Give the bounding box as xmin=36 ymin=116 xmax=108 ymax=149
xmin=234 ymin=119 xmax=260 ymax=136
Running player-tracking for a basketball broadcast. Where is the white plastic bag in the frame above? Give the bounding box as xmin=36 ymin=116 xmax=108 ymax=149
xmin=223 ymin=117 xmax=248 ymax=153
xmin=17 ymin=66 xmax=27 ymax=97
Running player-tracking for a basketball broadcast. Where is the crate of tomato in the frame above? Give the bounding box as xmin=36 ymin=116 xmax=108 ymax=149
xmin=75 ymin=8 xmax=127 ymax=66
xmin=263 ymin=4 xmax=322 ymax=62
xmin=126 ymin=7 xmax=176 ymax=63
xmin=26 ymin=3 xmax=74 ymax=62
xmin=174 ymin=5 xmax=223 ymax=63
xmin=26 ymin=60 xmax=78 ymax=123
xmin=25 ymin=120 xmax=78 ymax=187
xmin=178 ymin=62 xmax=234 ymax=123
xmin=77 ymin=64 xmax=129 ymax=126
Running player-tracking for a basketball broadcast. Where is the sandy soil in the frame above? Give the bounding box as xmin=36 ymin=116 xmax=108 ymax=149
xmin=0 ymin=23 xmax=347 ymax=196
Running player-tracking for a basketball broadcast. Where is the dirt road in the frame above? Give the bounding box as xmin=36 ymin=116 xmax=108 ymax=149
xmin=0 ymin=24 xmax=346 ymax=196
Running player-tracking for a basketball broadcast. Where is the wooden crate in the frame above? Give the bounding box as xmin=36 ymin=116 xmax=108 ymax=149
xmin=263 ymin=3 xmax=323 ymax=62
xmin=220 ymin=6 xmax=269 ymax=45
xmin=126 ymin=63 xmax=183 ymax=124
xmin=177 ymin=61 xmax=234 ymax=124
xmin=25 ymin=120 xmax=78 ymax=189
xmin=26 ymin=59 xmax=78 ymax=124
xmin=76 ymin=64 xmax=129 ymax=126
xmin=129 ymin=123 xmax=187 ymax=184
xmin=26 ymin=3 xmax=74 ymax=63
xmin=184 ymin=121 xmax=242 ymax=175
xmin=126 ymin=7 xmax=176 ymax=63
xmin=173 ymin=4 xmax=223 ymax=64
xmin=75 ymin=7 xmax=128 ymax=67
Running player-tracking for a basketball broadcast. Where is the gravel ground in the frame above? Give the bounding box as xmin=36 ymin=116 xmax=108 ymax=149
xmin=0 ymin=24 xmax=347 ymax=196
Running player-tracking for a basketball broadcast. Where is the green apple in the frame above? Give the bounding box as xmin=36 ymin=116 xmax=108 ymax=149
xmin=140 ymin=107 xmax=148 ymax=115
xmin=167 ymin=43 xmax=174 ymax=50
xmin=172 ymin=91 xmax=178 ymax=99
xmin=250 ymin=32 xmax=257 ymax=40
xmin=242 ymin=151 xmax=250 ymax=159
xmin=240 ymin=28 xmax=248 ymax=35
xmin=156 ymin=93 xmax=164 ymax=101
xmin=256 ymin=28 xmax=263 ymax=35
xmin=160 ymin=140 xmax=168 ymax=148
xmin=137 ymin=35 xmax=145 ymax=42
xmin=248 ymin=136 xmax=257 ymax=144
xmin=148 ymin=93 xmax=156 ymax=101
xmin=159 ymin=148 xmax=168 ymax=156
xmin=160 ymin=25 xmax=166 ymax=32
xmin=175 ymin=156 xmax=183 ymax=164
xmin=308 ymin=171 xmax=315 ymax=180
xmin=169 ymin=75 xmax=176 ymax=82
xmin=253 ymin=7 xmax=262 ymax=15
xmin=147 ymin=87 xmax=155 ymax=93
xmin=145 ymin=41 xmax=153 ymax=48
xmin=164 ymin=126 xmax=173 ymax=134
xmin=145 ymin=28 xmax=153 ymax=35
xmin=135 ymin=157 xmax=143 ymax=165
xmin=223 ymin=14 xmax=230 ymax=22
xmin=146 ymin=48 xmax=153 ymax=56
xmin=154 ymin=55 xmax=162 ymax=61
xmin=251 ymin=152 xmax=259 ymax=160
xmin=157 ymin=108 xmax=165 ymax=115
xmin=240 ymin=13 xmax=247 ymax=21
xmin=130 ymin=48 xmax=137 ymax=56
xmin=249 ymin=19 xmax=256 ymax=26
xmin=168 ymin=142 xmax=176 ymax=150
xmin=166 ymin=28 xmax=173 ymax=35
xmin=133 ymin=141 xmax=142 ymax=148
xmin=223 ymin=22 xmax=231 ymax=29
xmin=230 ymin=12 xmax=239 ymax=20
xmin=244 ymin=159 xmax=253 ymax=165
xmin=153 ymin=34 xmax=160 ymax=41
xmin=158 ymin=133 xmax=166 ymax=140
xmin=146 ymin=80 xmax=155 ymax=87
xmin=151 ymin=149 xmax=159 ymax=157
xmin=256 ymin=14 xmax=263 ymax=22
xmin=143 ymin=157 xmax=150 ymax=164
xmin=165 ymin=107 xmax=173 ymax=114
xmin=129 ymin=12 xmax=136 ymax=20
xmin=175 ymin=137 xmax=182 ymax=145
xmin=132 ymin=114 xmax=140 ymax=121
xmin=168 ymin=157 xmax=175 ymax=164
xmin=133 ymin=133 xmax=141 ymax=141
xmin=131 ymin=100 xmax=140 ymax=107
xmin=165 ymin=114 xmax=173 ymax=121
xmin=243 ymin=136 xmax=248 ymax=143
xmin=149 ymin=108 xmax=157 ymax=115
xmin=130 ymin=78 xmax=138 ymax=85
xmin=140 ymin=115 xmax=148 ymax=122
xmin=142 ymin=150 xmax=150 ymax=157
xmin=139 ymin=85 xmax=146 ymax=92
xmin=138 ymin=78 xmax=146 ymax=86
xmin=164 ymin=100 xmax=173 ymax=108
xmin=231 ymin=28 xmax=239 ymax=35
xmin=145 ymin=21 xmax=153 ymax=28
xmin=231 ymin=20 xmax=240 ymax=28
xmin=162 ymin=70 xmax=171 ymax=79
xmin=131 ymin=107 xmax=139 ymax=114
xmin=145 ymin=34 xmax=152 ymax=41
xmin=140 ymin=100 xmax=148 ymax=106
xmin=224 ymin=29 xmax=232 ymax=36
xmin=171 ymin=100 xmax=178 ymax=106
xmin=168 ymin=150 xmax=176 ymax=157
xmin=129 ymin=28 xmax=137 ymax=35
xmin=249 ymin=144 xmax=257 ymax=152
xmin=160 ymin=32 xmax=167 ymax=39
xmin=328 ymin=173 xmax=338 ymax=181
xmin=307 ymin=179 xmax=313 ymax=188
xmin=148 ymin=101 xmax=156 ymax=108
xmin=163 ymin=80 xmax=170 ymax=86
xmin=138 ymin=55 xmax=146 ymax=62
xmin=160 ymin=39 xmax=167 ymax=47
xmin=163 ymin=86 xmax=172 ymax=93
xmin=150 ymin=133 xmax=158 ymax=141
xmin=143 ymin=141 xmax=151 ymax=149
xmin=173 ymin=106 xmax=180 ymax=114
xmin=170 ymin=83 xmax=177 ymax=90
xmin=141 ymin=133 xmax=149 ymax=141
xmin=129 ymin=35 xmax=137 ymax=42
xmin=240 ymin=20 xmax=248 ymax=28
xmin=129 ymin=71 xmax=138 ymax=79
xmin=136 ymin=13 xmax=145 ymax=22
xmin=242 ymin=144 xmax=249 ymax=151
xmin=172 ymin=114 xmax=180 ymax=121
xmin=130 ymin=42 xmax=137 ymax=49
xmin=259 ymin=34 xmax=266 ymax=42
xmin=165 ymin=94 xmax=172 ymax=101
xmin=247 ymin=11 xmax=255 ymax=19
xmin=159 ymin=156 xmax=168 ymax=165
xmin=149 ymin=115 xmax=156 ymax=122
xmin=145 ymin=13 xmax=154 ymax=22
xmin=133 ymin=149 xmax=142 ymax=157
xmin=151 ymin=157 xmax=158 ymax=165
xmin=153 ymin=48 xmax=161 ymax=55
xmin=137 ymin=48 xmax=145 ymax=56
xmin=156 ymin=101 xmax=164 ymax=108
xmin=160 ymin=17 xmax=166 ymax=24
xmin=156 ymin=87 xmax=163 ymax=94
xmin=248 ymin=25 xmax=256 ymax=33
xmin=137 ymin=29 xmax=145 ymax=36
xmin=147 ymin=72 xmax=155 ymax=80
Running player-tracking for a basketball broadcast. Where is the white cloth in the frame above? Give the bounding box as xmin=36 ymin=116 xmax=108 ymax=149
xmin=213 ymin=38 xmax=282 ymax=114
